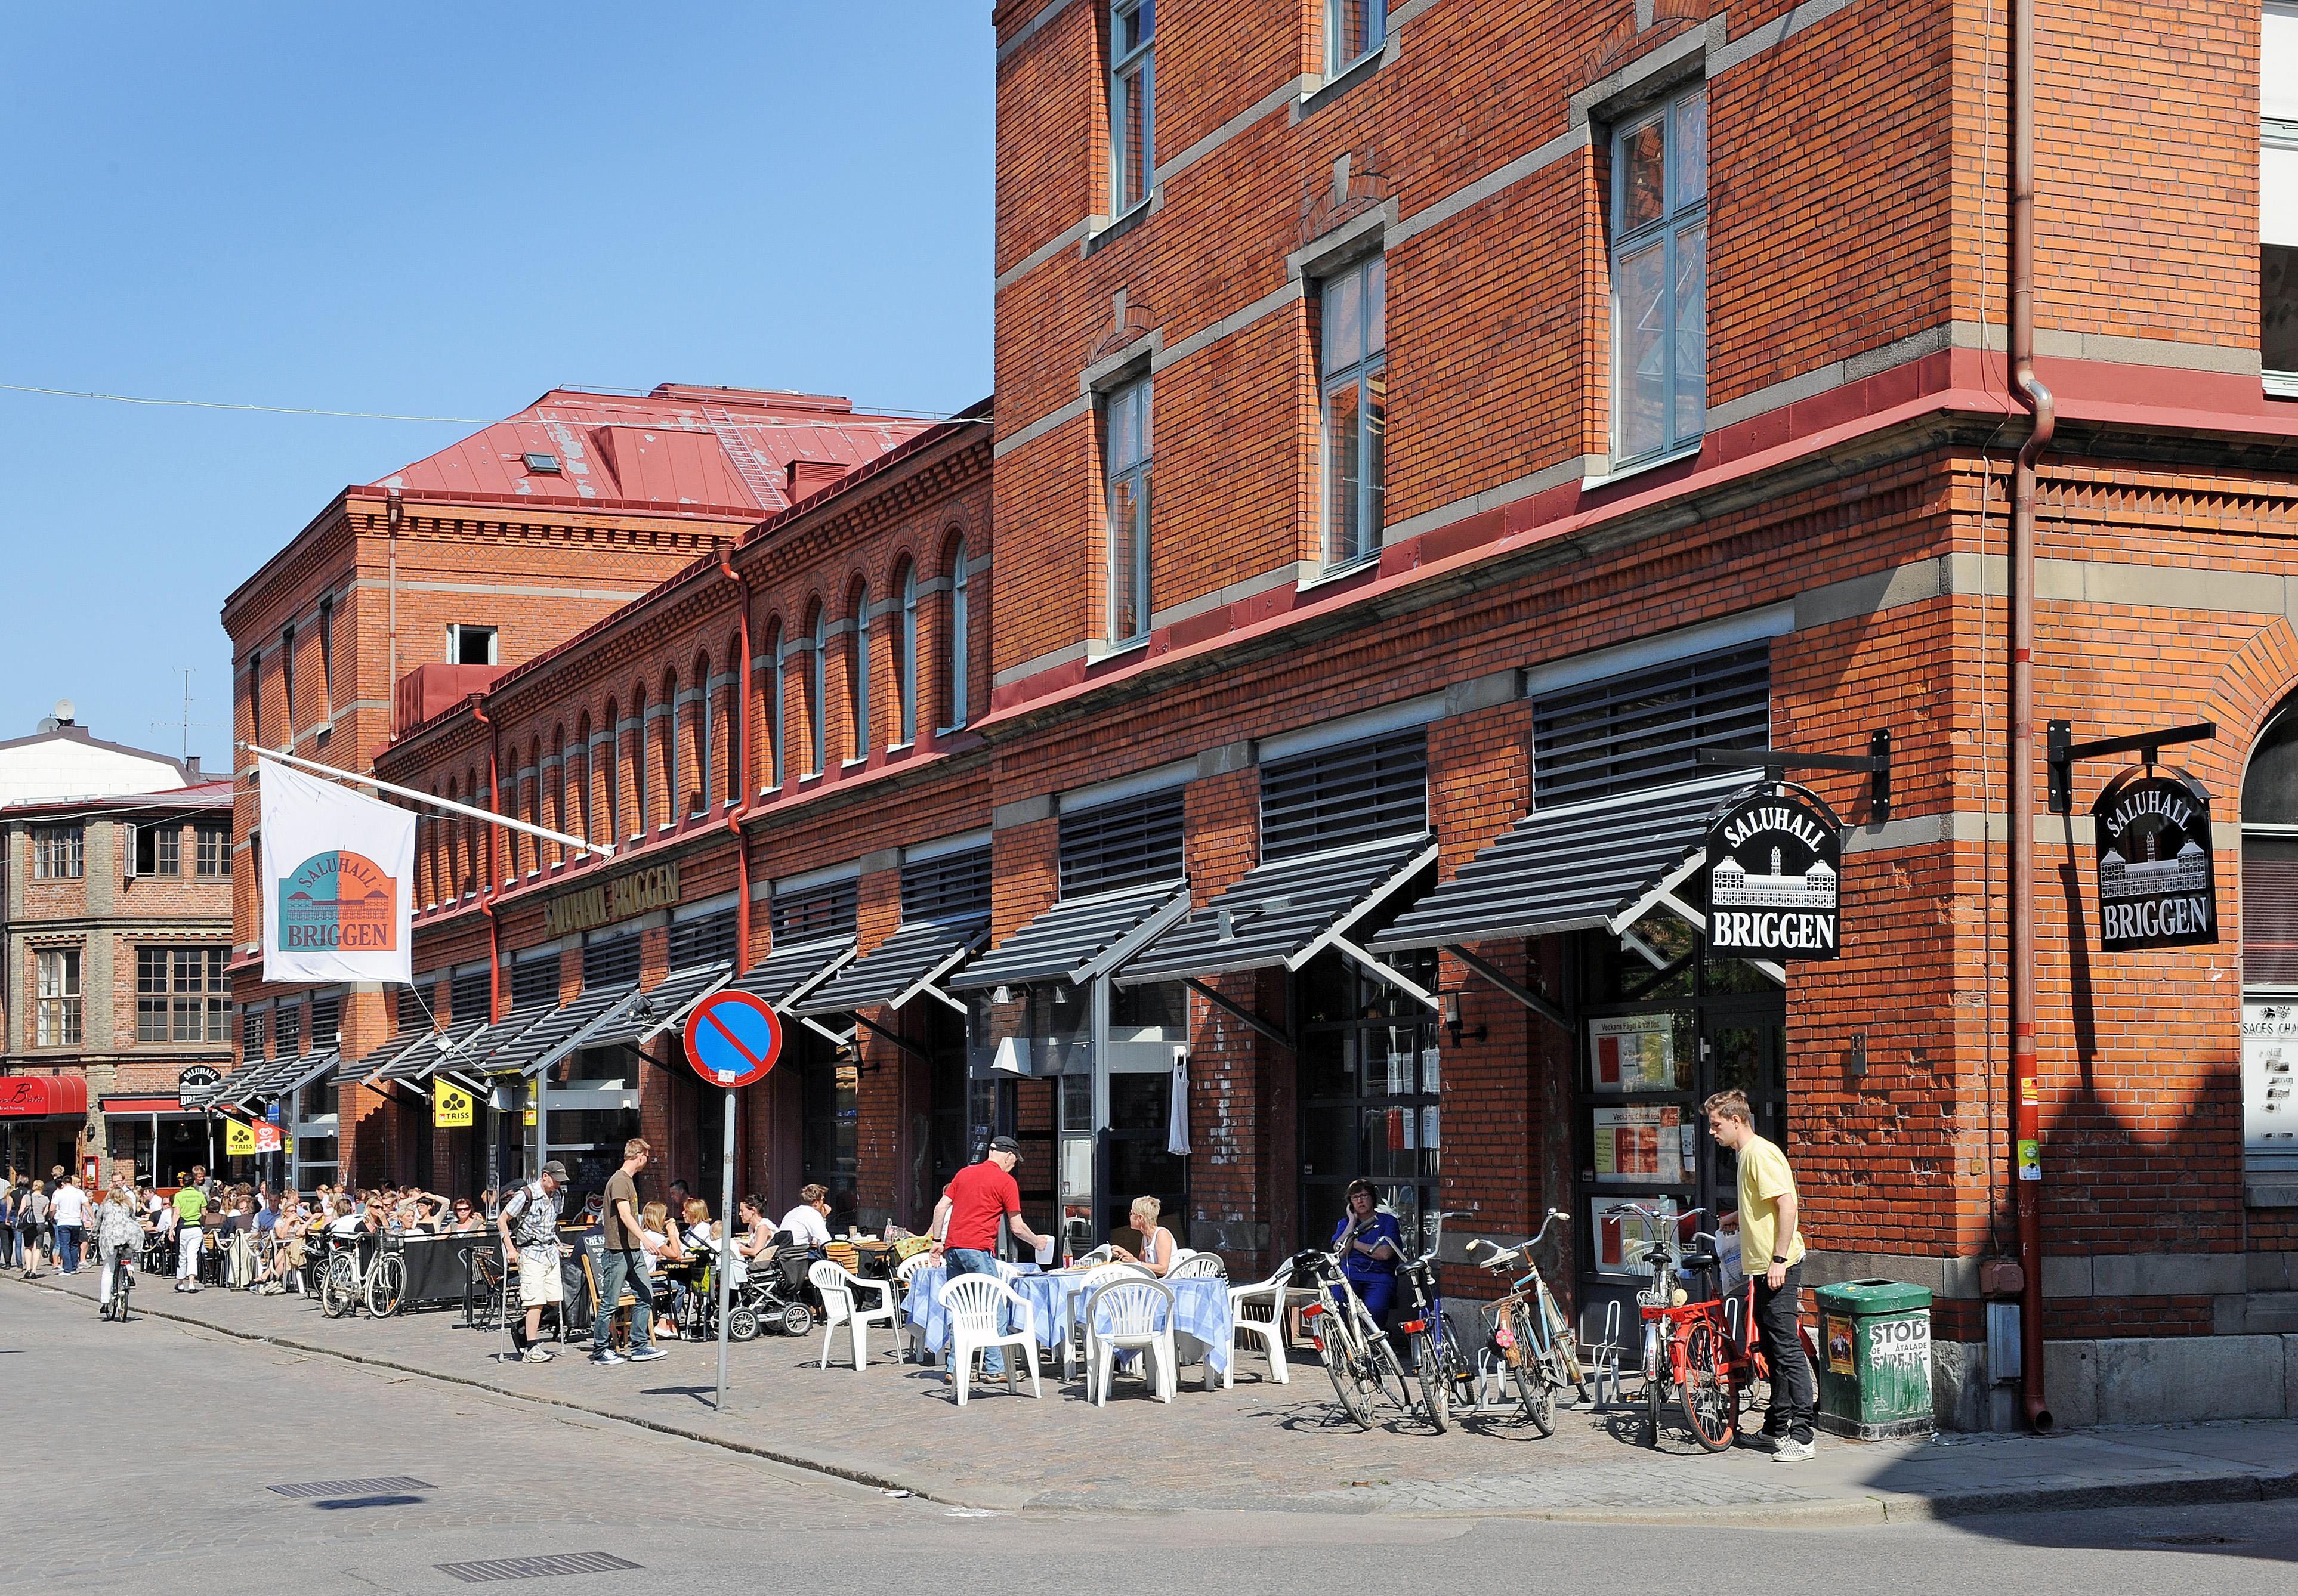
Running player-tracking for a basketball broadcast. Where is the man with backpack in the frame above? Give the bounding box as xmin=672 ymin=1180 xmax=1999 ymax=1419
xmin=498 ymin=1161 xmax=570 ymax=1363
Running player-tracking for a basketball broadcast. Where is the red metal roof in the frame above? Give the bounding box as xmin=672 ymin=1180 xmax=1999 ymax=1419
xmin=370 ymin=385 xmax=935 ymax=516
xmin=0 ymin=1075 xmax=88 ymax=1119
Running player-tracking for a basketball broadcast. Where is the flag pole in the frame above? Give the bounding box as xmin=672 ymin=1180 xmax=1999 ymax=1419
xmin=240 ymin=742 xmax=612 ymax=859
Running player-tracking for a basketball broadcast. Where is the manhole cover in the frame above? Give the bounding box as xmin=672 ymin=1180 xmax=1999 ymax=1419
xmin=267 ymin=1476 xmax=437 ymax=1499
xmin=436 ymin=1553 xmax=644 ymax=1583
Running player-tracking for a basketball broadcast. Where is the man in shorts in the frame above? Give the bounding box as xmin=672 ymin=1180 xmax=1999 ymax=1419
xmin=498 ymin=1160 xmax=569 ymax=1363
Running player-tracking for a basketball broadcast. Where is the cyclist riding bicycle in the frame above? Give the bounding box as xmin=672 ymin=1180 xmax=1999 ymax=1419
xmin=94 ymin=1184 xmax=143 ymax=1316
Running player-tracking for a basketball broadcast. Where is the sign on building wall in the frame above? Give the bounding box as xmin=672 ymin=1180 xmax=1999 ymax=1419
xmin=258 ymin=756 xmax=416 ymax=983
xmin=2090 ymin=768 xmax=2218 ymax=952
xmin=434 ymin=1083 xmax=474 ymax=1128
xmin=1703 ymin=787 xmax=1843 ymax=960
xmin=541 ymin=860 xmax=681 ymax=939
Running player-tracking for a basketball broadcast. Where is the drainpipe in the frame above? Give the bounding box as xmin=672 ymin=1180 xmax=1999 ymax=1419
xmin=2009 ymin=0 xmax=2056 ymax=1433
xmin=474 ymin=701 xmax=502 ymax=1025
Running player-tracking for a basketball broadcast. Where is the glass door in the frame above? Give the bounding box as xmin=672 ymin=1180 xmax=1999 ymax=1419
xmin=1296 ymin=948 xmax=1441 ymax=1257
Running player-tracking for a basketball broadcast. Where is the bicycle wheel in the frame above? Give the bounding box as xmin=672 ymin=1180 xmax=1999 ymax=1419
xmin=1679 ymin=1319 xmax=1738 ymax=1453
xmin=1643 ymin=1366 xmax=1664 ymax=1447
xmin=1543 ymin=1294 xmax=1595 ymax=1406
xmin=1506 ymin=1304 xmax=1555 ymax=1436
xmin=322 ymin=1256 xmax=357 ymax=1318
xmin=1319 ymin=1318 xmax=1377 ymax=1430
xmin=1414 ymin=1326 xmax=1451 ymax=1433
xmin=365 ymin=1252 xmax=406 ymax=1319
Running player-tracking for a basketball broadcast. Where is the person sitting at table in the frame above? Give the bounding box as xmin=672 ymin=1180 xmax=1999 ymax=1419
xmin=640 ymin=1200 xmax=686 ymax=1340
xmin=441 ymin=1196 xmax=486 ymax=1235
xmin=736 ymin=1195 xmax=778 ymax=1260
xmin=1107 ymin=1196 xmax=1178 ymax=1276
xmin=1330 ymin=1179 xmax=1403 ymax=1328
xmin=680 ymin=1198 xmax=715 ymax=1257
xmin=776 ymin=1184 xmax=833 ymax=1251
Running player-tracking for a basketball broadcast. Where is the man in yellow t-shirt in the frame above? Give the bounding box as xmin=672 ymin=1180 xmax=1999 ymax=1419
xmin=1706 ymin=1090 xmax=1814 ymax=1460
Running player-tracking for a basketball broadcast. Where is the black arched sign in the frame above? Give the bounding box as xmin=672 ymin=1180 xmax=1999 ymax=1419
xmin=1703 ymin=785 xmax=1844 ymax=960
xmin=2092 ymin=767 xmax=2218 ymax=951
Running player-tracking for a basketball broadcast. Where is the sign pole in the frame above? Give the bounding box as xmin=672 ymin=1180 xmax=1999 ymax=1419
xmin=717 ymin=1087 xmax=736 ymax=1411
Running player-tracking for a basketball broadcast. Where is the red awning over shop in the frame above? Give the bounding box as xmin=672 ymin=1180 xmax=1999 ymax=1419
xmin=0 ymin=1075 xmax=89 ymax=1119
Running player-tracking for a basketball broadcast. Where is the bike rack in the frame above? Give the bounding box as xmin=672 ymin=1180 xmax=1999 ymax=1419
xmin=1584 ymin=1299 xmax=1628 ymax=1409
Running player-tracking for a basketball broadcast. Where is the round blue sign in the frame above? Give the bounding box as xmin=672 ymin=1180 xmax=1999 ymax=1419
xmin=682 ymin=989 xmax=783 ymax=1089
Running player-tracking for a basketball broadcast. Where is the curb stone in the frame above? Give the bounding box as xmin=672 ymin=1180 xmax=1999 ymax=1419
xmin=13 ymin=1275 xmax=2293 ymax=1526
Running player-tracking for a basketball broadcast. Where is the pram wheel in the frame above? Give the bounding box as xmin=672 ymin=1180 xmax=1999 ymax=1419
xmin=727 ymin=1304 xmax=760 ymax=1342
xmin=777 ymin=1300 xmax=815 ymax=1337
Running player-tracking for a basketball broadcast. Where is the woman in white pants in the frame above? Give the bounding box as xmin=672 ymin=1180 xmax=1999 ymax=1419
xmin=175 ymin=1206 xmax=203 ymax=1290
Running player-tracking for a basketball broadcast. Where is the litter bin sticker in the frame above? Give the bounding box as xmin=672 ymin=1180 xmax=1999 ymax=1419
xmin=1873 ymin=1313 xmax=1931 ymax=1377
xmin=1826 ymin=1315 xmax=1855 ymax=1375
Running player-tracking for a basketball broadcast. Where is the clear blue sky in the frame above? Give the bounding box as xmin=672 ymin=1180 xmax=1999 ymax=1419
xmin=0 ymin=4 xmax=993 ymax=773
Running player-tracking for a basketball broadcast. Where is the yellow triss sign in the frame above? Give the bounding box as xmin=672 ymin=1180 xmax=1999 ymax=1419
xmin=434 ymin=1084 xmax=474 ymax=1128
xmin=224 ymin=1119 xmax=256 ymax=1155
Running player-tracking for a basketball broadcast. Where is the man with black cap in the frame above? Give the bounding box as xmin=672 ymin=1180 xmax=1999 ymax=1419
xmin=498 ymin=1159 xmax=569 ymax=1363
xmin=929 ymin=1136 xmax=1047 ymax=1379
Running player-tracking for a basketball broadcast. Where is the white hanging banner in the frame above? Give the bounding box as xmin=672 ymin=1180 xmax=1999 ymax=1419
xmin=1166 ymin=1050 xmax=1191 ymax=1157
xmin=257 ymin=755 xmax=416 ymax=983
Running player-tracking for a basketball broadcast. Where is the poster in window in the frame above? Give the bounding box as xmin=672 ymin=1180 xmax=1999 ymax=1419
xmin=1588 ymin=1013 xmax=1677 ymax=1093
xmin=2242 ymin=1003 xmax=2298 ymax=1170
xmin=1420 ymin=1106 xmax=1440 ymax=1151
xmin=1590 ymin=1105 xmax=1683 ymax=1183
xmin=1589 ymin=1194 xmax=1679 ymax=1277
xmin=1421 ymin=1046 xmax=1441 ymax=1096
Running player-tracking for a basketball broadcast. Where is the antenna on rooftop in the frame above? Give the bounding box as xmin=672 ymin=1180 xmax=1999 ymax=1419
xmin=151 ymin=668 xmax=212 ymax=762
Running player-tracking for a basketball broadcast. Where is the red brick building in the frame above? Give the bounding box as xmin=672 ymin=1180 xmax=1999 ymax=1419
xmin=223 ymin=1 xmax=2298 ymax=1428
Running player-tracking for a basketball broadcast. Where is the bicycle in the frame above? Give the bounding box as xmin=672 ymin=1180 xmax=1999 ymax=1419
xmin=100 ymin=1250 xmax=134 ymax=1322
xmin=1464 ymin=1208 xmax=1593 ymax=1437
xmin=1285 ymin=1244 xmax=1412 ymax=1431
xmin=317 ymin=1233 xmax=381 ymax=1319
xmin=1393 ymin=1210 xmax=1475 ymax=1432
xmin=1610 ymin=1202 xmax=1737 ymax=1452
xmin=365 ymin=1229 xmax=408 ymax=1318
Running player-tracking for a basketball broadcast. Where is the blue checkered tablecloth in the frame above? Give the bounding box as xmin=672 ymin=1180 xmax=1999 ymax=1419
xmin=901 ymin=1264 xmax=1232 ymax=1377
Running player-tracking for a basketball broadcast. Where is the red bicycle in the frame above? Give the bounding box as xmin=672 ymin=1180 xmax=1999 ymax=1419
xmin=1610 ymin=1203 xmax=1742 ymax=1452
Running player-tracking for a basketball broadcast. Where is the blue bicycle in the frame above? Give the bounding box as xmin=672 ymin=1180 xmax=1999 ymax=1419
xmin=1395 ymin=1210 xmax=1474 ymax=1431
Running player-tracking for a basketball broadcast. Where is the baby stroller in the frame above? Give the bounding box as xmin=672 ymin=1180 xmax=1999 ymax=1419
xmin=731 ymin=1244 xmax=817 ymax=1340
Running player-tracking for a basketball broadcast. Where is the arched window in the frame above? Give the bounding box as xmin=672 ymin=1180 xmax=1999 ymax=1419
xmin=808 ymin=606 xmax=827 ymax=775
xmin=574 ymin=714 xmax=594 ymax=847
xmin=895 ymin=559 xmax=918 ymax=745
xmin=690 ymin=653 xmax=713 ymax=818
xmin=462 ymin=767 xmax=480 ymax=896
xmin=526 ymin=737 xmax=543 ymax=876
xmin=948 ymin=537 xmax=971 ymax=730
xmin=603 ymin=700 xmax=623 ymax=845
xmin=551 ymin=725 xmax=569 ymax=867
xmin=850 ymin=582 xmax=872 ymax=759
xmin=632 ymin=687 xmax=651 ymax=837
xmin=2244 ymin=701 xmax=2298 ymax=986
xmin=660 ymin=670 xmax=680 ymax=829
xmin=426 ymin=788 xmax=444 ymax=908
xmin=724 ymin=634 xmax=743 ymax=805
xmin=764 ymin=621 xmax=785 ymax=791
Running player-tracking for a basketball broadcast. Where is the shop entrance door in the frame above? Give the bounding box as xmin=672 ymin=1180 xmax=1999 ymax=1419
xmin=1573 ymin=920 xmax=1786 ymax=1340
xmin=1296 ymin=948 xmax=1443 ymax=1259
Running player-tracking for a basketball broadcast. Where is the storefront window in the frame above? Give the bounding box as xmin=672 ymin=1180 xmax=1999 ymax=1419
xmin=798 ymin=1028 xmax=860 ymax=1218
xmin=1297 ymin=947 xmax=1440 ymax=1255
xmin=2241 ymin=697 xmax=2298 ymax=1181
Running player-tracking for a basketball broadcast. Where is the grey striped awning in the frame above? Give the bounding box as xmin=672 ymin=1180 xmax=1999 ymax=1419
xmin=1369 ymin=773 xmax=1752 ymax=953
xmin=725 ymin=938 xmax=855 ymax=1012
xmin=578 ymin=960 xmax=734 ymax=1051
xmin=214 ymin=1052 xmax=301 ymax=1108
xmin=440 ymin=1000 xmax=560 ymax=1077
xmin=790 ymin=915 xmax=990 ymax=1016
xmin=367 ymin=1018 xmax=484 ymax=1084
xmin=947 ymin=881 xmax=1190 ymax=992
xmin=1117 ymin=836 xmax=1436 ymax=985
xmin=489 ymin=979 xmax=638 ymax=1079
xmin=268 ymin=1047 xmax=342 ymax=1100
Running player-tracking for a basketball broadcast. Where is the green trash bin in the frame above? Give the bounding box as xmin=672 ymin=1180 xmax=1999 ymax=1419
xmin=1812 ymin=1278 xmax=1935 ymax=1440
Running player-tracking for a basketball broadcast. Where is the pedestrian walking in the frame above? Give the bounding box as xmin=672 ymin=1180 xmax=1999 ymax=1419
xmin=593 ymin=1137 xmax=665 ymax=1366
xmin=19 ymin=1180 xmax=49 ymax=1278
xmin=50 ymin=1173 xmax=88 ymax=1275
xmin=173 ymin=1167 xmax=209 ymax=1292
xmin=498 ymin=1161 xmax=569 ymax=1363
xmin=0 ymin=1181 xmax=17 ymax=1272
xmin=1706 ymin=1088 xmax=1816 ymax=1461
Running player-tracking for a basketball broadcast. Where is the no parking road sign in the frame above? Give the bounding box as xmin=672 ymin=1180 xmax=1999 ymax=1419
xmin=682 ymin=989 xmax=783 ymax=1088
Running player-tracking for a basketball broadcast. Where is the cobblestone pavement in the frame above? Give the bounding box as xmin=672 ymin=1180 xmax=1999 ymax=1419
xmin=13 ymin=1269 xmax=2298 ymax=1529
xmin=9 ymin=1278 xmax=2298 ymax=1595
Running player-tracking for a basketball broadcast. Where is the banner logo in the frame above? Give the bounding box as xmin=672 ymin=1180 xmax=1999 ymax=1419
xmin=278 ymin=849 xmax=400 ymax=952
xmin=2091 ymin=769 xmax=2217 ymax=952
xmin=1703 ymin=785 xmax=1844 ymax=960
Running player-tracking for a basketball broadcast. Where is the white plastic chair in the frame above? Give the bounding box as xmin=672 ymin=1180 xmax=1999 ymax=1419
xmin=1084 ymin=1278 xmax=1177 ymax=1406
xmin=809 ymin=1258 xmax=906 ymax=1371
xmin=1062 ymin=1263 xmax=1140 ymax=1378
xmin=1167 ymin=1252 xmax=1225 ymax=1279
xmin=939 ymin=1273 xmax=1040 ymax=1405
xmin=1224 ymin=1263 xmax=1292 ymax=1387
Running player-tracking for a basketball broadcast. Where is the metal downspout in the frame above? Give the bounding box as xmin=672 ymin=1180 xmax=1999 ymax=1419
xmin=2010 ymin=0 xmax=2056 ymax=1433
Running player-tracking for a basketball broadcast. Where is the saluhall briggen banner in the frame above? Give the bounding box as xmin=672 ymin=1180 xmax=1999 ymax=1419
xmin=257 ymin=755 xmax=416 ymax=985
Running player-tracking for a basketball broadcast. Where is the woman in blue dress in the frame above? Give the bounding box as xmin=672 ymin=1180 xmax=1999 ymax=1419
xmin=1329 ymin=1178 xmax=1403 ymax=1326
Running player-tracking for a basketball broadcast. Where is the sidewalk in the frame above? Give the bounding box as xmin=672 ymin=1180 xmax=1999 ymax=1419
xmin=19 ymin=1268 xmax=2298 ymax=1525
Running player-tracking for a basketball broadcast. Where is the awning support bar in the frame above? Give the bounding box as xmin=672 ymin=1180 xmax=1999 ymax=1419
xmin=1443 ymin=944 xmax=1571 ymax=1036
xmin=849 ymin=1010 xmax=932 ymax=1062
xmin=1183 ymin=978 xmax=1293 ymax=1051
xmin=1329 ymin=933 xmax=1441 ymax=1011
xmin=799 ymin=1016 xmax=853 ymax=1048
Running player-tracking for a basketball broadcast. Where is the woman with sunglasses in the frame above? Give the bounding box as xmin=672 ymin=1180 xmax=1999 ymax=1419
xmin=441 ymin=1197 xmax=486 ymax=1235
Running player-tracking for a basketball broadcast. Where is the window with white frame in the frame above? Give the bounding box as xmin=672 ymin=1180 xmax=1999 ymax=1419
xmin=35 ymin=948 xmax=81 ymax=1047
xmin=850 ymin=587 xmax=872 ymax=759
xmin=1111 ymin=0 xmax=1155 ymax=214
xmin=1321 ymin=253 xmax=1387 ymax=567
xmin=1611 ymin=83 xmax=1708 ymax=465
xmin=450 ymin=624 xmax=498 ymax=666
xmin=33 ymin=824 xmax=83 ymax=880
xmin=948 ymin=542 xmax=971 ymax=730
xmin=1327 ymin=0 xmax=1386 ymax=76
xmin=2266 ymin=2 xmax=2297 ymax=392
xmin=808 ymin=610 xmax=829 ymax=774
xmin=1105 ymin=377 xmax=1153 ymax=640
xmin=895 ymin=562 xmax=919 ymax=744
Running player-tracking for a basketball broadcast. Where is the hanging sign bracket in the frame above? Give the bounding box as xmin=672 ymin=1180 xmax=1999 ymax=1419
xmin=1697 ymin=730 xmax=1892 ymax=822
xmin=2046 ymin=720 xmax=2215 ymax=814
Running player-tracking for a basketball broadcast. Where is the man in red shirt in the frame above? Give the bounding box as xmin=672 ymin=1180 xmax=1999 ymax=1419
xmin=929 ymin=1136 xmax=1047 ymax=1377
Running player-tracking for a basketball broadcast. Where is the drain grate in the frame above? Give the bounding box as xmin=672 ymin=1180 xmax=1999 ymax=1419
xmin=435 ymin=1554 xmax=644 ymax=1583
xmin=267 ymin=1476 xmax=436 ymax=1499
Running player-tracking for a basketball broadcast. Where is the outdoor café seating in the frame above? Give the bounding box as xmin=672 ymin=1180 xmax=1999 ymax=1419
xmin=1083 ymin=1277 xmax=1176 ymax=1406
xmin=939 ymin=1273 xmax=1041 ymax=1405
xmin=900 ymin=1257 xmax=1236 ymax=1390
xmin=809 ymin=1257 xmax=906 ymax=1370
xmin=1223 ymin=1262 xmax=1293 ymax=1387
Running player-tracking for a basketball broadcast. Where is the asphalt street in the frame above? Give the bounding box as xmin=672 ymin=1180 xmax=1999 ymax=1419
xmin=2 ymin=1282 xmax=2292 ymax=1595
